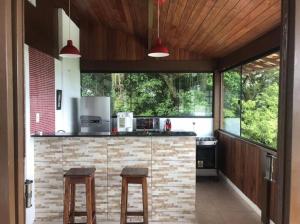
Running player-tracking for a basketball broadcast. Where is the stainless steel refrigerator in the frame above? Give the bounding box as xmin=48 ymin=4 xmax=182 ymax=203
xmin=79 ymin=96 xmax=111 ymax=134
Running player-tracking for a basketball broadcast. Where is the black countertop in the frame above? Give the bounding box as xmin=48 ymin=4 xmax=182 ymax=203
xmin=31 ymin=131 xmax=197 ymax=138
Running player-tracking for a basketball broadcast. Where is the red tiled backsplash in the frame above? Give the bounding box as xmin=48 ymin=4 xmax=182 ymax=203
xmin=29 ymin=47 xmax=55 ymax=134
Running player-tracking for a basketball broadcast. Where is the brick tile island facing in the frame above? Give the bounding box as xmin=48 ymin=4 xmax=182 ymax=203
xmin=33 ymin=133 xmax=196 ymax=223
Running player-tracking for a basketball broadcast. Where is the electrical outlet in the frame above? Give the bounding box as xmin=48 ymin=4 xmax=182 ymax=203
xmin=36 ymin=113 xmax=40 ymax=123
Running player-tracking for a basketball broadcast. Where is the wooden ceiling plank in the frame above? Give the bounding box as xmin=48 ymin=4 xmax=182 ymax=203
xmin=174 ymin=0 xmax=215 ymax=48
xmin=188 ymin=0 xmax=240 ymax=51
xmin=170 ymin=0 xmax=188 ymax=28
xmin=172 ymin=0 xmax=198 ymax=40
xmin=196 ymin=0 xmax=264 ymax=55
xmin=208 ymin=0 xmax=281 ymax=55
xmin=129 ymin=1 xmax=138 ymax=37
xmin=71 ymin=0 xmax=98 ymax=24
xmin=193 ymin=0 xmax=257 ymax=54
xmin=133 ymin=0 xmax=148 ymax=39
xmin=131 ymin=1 xmax=141 ymax=37
xmin=111 ymin=0 xmax=128 ymax=32
xmin=148 ymin=0 xmax=154 ymax=50
xmin=214 ymin=10 xmax=281 ymax=57
xmin=211 ymin=5 xmax=280 ymax=56
xmin=161 ymin=0 xmax=177 ymax=41
xmin=119 ymin=0 xmax=134 ymax=35
xmin=216 ymin=18 xmax=281 ymax=57
xmin=160 ymin=0 xmax=171 ymax=40
xmin=214 ymin=21 xmax=281 ymax=58
xmin=187 ymin=0 xmax=229 ymax=51
xmin=92 ymin=0 xmax=112 ymax=26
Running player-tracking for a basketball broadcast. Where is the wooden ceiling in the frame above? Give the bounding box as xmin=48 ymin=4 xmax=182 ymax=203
xmin=71 ymin=0 xmax=148 ymax=39
xmin=65 ymin=0 xmax=281 ymax=59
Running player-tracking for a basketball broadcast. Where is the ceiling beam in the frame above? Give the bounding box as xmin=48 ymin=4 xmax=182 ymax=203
xmin=81 ymin=59 xmax=217 ymax=73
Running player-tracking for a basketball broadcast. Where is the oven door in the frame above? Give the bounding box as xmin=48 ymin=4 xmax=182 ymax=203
xmin=196 ymin=145 xmax=216 ymax=169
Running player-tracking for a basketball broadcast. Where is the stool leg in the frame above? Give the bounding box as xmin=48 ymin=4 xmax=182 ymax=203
xmin=142 ymin=177 xmax=148 ymax=224
xmin=91 ymin=176 xmax=96 ymax=224
xmin=70 ymin=184 xmax=76 ymax=223
xmin=86 ymin=177 xmax=94 ymax=224
xmin=63 ymin=178 xmax=71 ymax=224
xmin=120 ymin=178 xmax=128 ymax=224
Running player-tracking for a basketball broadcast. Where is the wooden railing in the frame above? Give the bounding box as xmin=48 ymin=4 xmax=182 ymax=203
xmin=217 ymin=130 xmax=278 ymax=223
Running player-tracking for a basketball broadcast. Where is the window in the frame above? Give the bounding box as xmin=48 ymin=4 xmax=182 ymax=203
xmin=81 ymin=73 xmax=213 ymax=117
xmin=222 ymin=52 xmax=280 ymax=149
xmin=223 ymin=68 xmax=241 ymax=135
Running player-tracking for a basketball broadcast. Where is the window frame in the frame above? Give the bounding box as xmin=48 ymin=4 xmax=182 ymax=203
xmin=80 ymin=71 xmax=215 ymax=119
xmin=220 ymin=50 xmax=280 ymax=151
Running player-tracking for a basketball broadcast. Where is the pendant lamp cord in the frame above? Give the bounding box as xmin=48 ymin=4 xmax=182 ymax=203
xmin=157 ymin=0 xmax=160 ymax=38
xmin=68 ymin=0 xmax=71 ymax=40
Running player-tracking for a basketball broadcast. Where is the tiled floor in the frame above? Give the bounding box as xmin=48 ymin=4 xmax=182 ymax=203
xmin=196 ymin=176 xmax=261 ymax=224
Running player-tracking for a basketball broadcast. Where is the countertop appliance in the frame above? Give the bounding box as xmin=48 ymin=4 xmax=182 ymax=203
xmin=136 ymin=117 xmax=160 ymax=131
xmin=80 ymin=97 xmax=111 ymax=134
xmin=196 ymin=136 xmax=218 ymax=176
xmin=117 ymin=112 xmax=133 ymax=132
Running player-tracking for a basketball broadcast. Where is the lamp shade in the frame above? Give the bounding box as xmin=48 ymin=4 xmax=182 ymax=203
xmin=148 ymin=38 xmax=169 ymax=58
xmin=59 ymin=40 xmax=81 ymax=58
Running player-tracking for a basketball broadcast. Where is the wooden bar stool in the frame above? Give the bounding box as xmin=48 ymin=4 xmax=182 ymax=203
xmin=120 ymin=167 xmax=149 ymax=224
xmin=63 ymin=168 xmax=96 ymax=224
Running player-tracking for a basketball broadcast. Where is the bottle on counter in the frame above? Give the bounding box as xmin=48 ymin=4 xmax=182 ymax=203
xmin=164 ymin=119 xmax=172 ymax=132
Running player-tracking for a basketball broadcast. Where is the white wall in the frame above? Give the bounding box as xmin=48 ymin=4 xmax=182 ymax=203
xmin=55 ymin=9 xmax=81 ymax=133
xmin=24 ymin=44 xmax=35 ymax=224
xmin=159 ymin=118 xmax=213 ymax=137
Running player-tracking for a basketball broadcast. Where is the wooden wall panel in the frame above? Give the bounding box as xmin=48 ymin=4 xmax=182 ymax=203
xmin=80 ymin=21 xmax=205 ymax=61
xmin=80 ymin=21 xmax=107 ymax=61
xmin=218 ymin=131 xmax=278 ymax=223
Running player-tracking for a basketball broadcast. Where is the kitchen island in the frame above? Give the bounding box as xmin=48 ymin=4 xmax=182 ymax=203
xmin=33 ymin=132 xmax=196 ymax=223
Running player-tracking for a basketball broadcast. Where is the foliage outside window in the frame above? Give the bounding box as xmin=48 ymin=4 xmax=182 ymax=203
xmin=81 ymin=73 xmax=213 ymax=117
xmin=223 ymin=68 xmax=241 ymax=135
xmin=222 ymin=52 xmax=280 ymax=149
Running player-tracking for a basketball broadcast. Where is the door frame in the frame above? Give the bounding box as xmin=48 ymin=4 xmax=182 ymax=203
xmin=0 ymin=0 xmax=299 ymax=223
xmin=0 ymin=0 xmax=25 ymax=223
xmin=277 ymin=0 xmax=300 ymax=223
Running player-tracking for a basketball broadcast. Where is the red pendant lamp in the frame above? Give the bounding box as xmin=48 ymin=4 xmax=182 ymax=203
xmin=148 ymin=0 xmax=169 ymax=58
xmin=59 ymin=0 xmax=81 ymax=58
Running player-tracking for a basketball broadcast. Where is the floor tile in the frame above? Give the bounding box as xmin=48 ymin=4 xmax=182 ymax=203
xmin=196 ymin=177 xmax=261 ymax=224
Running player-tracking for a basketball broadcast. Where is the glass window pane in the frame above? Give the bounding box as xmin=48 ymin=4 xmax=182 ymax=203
xmin=223 ymin=67 xmax=241 ymax=135
xmin=81 ymin=73 xmax=213 ymax=117
xmin=241 ymin=52 xmax=280 ymax=149
xmin=81 ymin=73 xmax=112 ymax=96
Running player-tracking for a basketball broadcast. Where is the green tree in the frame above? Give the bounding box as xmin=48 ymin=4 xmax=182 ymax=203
xmin=81 ymin=72 xmax=213 ymax=117
xmin=223 ymin=69 xmax=241 ymax=118
xmin=223 ymin=65 xmax=279 ymax=149
xmin=241 ymin=68 xmax=279 ymax=148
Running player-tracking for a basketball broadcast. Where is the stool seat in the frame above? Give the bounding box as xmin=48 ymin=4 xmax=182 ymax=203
xmin=120 ymin=167 xmax=148 ymax=177
xmin=64 ymin=168 xmax=96 ymax=177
